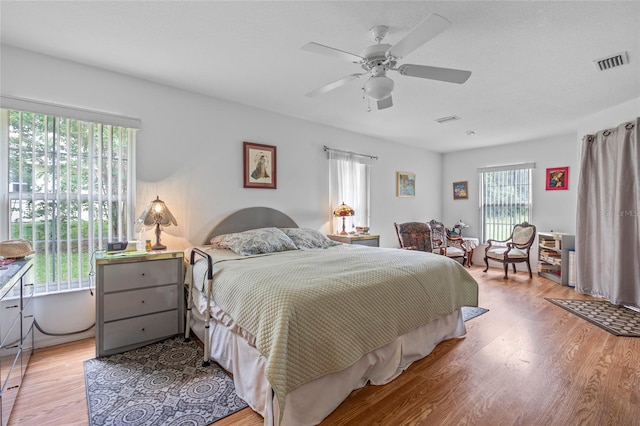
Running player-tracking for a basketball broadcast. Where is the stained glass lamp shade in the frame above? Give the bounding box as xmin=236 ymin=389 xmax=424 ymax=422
xmin=333 ymin=202 xmax=355 ymax=236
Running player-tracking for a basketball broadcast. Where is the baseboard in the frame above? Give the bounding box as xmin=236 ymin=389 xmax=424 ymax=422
xmin=34 ymin=329 xmax=95 ymax=350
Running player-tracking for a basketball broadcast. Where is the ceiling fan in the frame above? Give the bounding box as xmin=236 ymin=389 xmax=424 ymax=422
xmin=302 ymin=13 xmax=471 ymax=110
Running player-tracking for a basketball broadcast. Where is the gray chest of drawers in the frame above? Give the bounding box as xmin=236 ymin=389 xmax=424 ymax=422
xmin=0 ymin=258 xmax=34 ymax=426
xmin=95 ymin=251 xmax=183 ymax=357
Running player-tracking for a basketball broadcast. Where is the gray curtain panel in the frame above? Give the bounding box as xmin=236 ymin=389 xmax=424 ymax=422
xmin=576 ymin=118 xmax=639 ymax=307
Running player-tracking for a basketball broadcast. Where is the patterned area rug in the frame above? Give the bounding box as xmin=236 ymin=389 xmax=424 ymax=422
xmin=547 ymin=298 xmax=640 ymax=337
xmin=84 ymin=337 xmax=248 ymax=426
xmin=462 ymin=306 xmax=489 ymax=322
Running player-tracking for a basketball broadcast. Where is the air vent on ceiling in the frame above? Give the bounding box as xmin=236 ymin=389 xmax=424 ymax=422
xmin=434 ymin=115 xmax=461 ymax=124
xmin=593 ymin=52 xmax=629 ymax=71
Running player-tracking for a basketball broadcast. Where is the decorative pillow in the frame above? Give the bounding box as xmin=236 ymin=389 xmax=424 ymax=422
xmin=280 ymin=228 xmax=341 ymax=250
xmin=209 ymin=227 xmax=298 ymax=256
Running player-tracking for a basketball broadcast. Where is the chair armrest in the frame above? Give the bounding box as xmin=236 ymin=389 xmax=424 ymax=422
xmin=485 ymin=238 xmax=510 ymax=253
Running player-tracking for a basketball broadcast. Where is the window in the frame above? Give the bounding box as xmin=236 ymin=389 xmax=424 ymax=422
xmin=479 ymin=163 xmax=534 ymax=243
xmin=1 ymin=107 xmax=137 ymax=294
xmin=327 ymin=147 xmax=375 ymax=233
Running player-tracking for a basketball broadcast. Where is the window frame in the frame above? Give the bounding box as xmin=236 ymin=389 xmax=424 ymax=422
xmin=478 ymin=163 xmax=534 ymax=243
xmin=1 ymin=101 xmax=139 ymax=295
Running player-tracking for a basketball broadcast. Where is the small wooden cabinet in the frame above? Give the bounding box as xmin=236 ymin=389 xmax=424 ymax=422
xmin=0 ymin=258 xmax=34 ymax=426
xmin=537 ymin=232 xmax=575 ymax=285
xmin=96 ymin=250 xmax=183 ymax=357
xmin=327 ymin=234 xmax=380 ymax=247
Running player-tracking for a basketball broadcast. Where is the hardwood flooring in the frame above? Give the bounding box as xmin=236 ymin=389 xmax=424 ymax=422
xmin=9 ymin=266 xmax=640 ymax=425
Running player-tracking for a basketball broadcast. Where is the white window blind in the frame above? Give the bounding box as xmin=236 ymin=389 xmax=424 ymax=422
xmin=479 ymin=163 xmax=534 ymax=243
xmin=2 ymin=108 xmax=137 ymax=294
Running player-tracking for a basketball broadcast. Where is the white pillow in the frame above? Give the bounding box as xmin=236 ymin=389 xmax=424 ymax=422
xmin=209 ymin=227 xmax=298 ymax=256
xmin=280 ymin=228 xmax=341 ymax=250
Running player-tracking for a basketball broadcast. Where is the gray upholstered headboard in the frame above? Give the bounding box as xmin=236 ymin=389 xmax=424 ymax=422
xmin=202 ymin=207 xmax=298 ymax=245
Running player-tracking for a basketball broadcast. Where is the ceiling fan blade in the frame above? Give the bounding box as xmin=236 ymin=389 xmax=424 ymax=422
xmin=397 ymin=64 xmax=471 ymax=84
xmin=301 ymin=42 xmax=364 ymax=63
xmin=377 ymin=96 xmax=393 ymax=110
xmin=305 ymin=74 xmax=364 ymax=97
xmin=387 ymin=14 xmax=452 ymax=60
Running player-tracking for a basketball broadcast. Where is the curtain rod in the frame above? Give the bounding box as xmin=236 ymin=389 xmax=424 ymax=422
xmin=323 ymin=145 xmax=378 ymax=160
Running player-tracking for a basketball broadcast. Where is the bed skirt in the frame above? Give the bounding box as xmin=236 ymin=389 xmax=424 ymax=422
xmin=189 ymin=298 xmax=467 ymax=426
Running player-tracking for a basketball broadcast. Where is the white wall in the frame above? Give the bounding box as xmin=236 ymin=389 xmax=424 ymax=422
xmin=577 ymin=97 xmax=639 ymax=140
xmin=441 ymin=95 xmax=639 ymax=269
xmin=441 ymin=133 xmax=579 ymax=267
xmin=1 ymin=46 xmax=441 ymax=348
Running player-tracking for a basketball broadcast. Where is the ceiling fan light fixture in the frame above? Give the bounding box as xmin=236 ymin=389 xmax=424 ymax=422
xmin=364 ymin=76 xmax=394 ymax=100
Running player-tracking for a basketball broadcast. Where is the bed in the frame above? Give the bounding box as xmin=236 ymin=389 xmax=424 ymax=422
xmin=184 ymin=207 xmax=479 ymax=426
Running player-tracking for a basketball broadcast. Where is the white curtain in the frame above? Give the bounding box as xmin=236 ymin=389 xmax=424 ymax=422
xmin=328 ymin=150 xmax=371 ymax=234
xmin=576 ymin=118 xmax=640 ymax=307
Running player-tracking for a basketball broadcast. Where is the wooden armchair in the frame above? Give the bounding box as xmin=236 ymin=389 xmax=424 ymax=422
xmin=428 ymin=220 xmax=467 ymax=265
xmin=483 ymin=222 xmax=537 ymax=279
xmin=394 ymin=222 xmax=432 ymax=252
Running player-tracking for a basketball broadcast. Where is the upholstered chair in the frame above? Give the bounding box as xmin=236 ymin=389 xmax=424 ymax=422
xmin=394 ymin=222 xmax=432 ymax=252
xmin=483 ymin=222 xmax=537 ymax=279
xmin=428 ymin=220 xmax=467 ymax=265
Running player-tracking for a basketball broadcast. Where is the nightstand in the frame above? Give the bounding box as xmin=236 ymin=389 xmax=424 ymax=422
xmin=95 ymin=250 xmax=184 ymax=357
xmin=327 ymin=234 xmax=380 ymax=247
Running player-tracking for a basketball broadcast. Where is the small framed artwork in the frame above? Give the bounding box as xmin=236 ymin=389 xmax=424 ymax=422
xmin=244 ymin=142 xmax=277 ymax=189
xmin=546 ymin=166 xmax=568 ymax=190
xmin=397 ymin=172 xmax=415 ymax=197
xmin=453 ymin=181 xmax=468 ymax=200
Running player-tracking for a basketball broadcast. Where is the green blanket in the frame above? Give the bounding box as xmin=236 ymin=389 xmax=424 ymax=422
xmin=193 ymin=245 xmax=478 ymax=416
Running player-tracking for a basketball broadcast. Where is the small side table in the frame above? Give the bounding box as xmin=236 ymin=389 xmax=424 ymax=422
xmin=95 ymin=250 xmax=184 ymax=357
xmin=462 ymin=237 xmax=479 ymax=267
xmin=327 ymin=234 xmax=380 ymax=247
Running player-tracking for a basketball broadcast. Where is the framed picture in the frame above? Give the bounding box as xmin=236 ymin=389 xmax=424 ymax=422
xmin=243 ymin=142 xmax=277 ymax=189
xmin=546 ymin=167 xmax=568 ymax=190
xmin=453 ymin=181 xmax=468 ymax=200
xmin=397 ymin=172 xmax=415 ymax=197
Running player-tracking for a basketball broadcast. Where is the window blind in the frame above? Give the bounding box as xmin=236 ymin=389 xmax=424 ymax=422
xmin=479 ymin=163 xmax=534 ymax=243
xmin=2 ymin=109 xmax=137 ymax=294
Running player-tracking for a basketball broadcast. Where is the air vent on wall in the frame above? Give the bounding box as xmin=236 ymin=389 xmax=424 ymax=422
xmin=434 ymin=115 xmax=461 ymax=124
xmin=593 ymin=51 xmax=629 ymax=71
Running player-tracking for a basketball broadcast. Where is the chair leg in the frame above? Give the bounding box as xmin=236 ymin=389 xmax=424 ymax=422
xmin=512 ymin=264 xmax=517 ymax=273
xmin=483 ymin=257 xmax=489 ymax=272
xmin=503 ymin=262 xmax=509 ymax=279
xmin=526 ymin=260 xmax=533 ymax=278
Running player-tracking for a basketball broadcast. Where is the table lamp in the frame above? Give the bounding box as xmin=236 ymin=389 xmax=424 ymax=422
xmin=136 ymin=196 xmax=177 ymax=250
xmin=333 ymin=202 xmax=355 ymax=236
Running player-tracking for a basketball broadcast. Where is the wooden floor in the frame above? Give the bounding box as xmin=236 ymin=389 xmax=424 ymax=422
xmin=9 ymin=266 xmax=640 ymax=426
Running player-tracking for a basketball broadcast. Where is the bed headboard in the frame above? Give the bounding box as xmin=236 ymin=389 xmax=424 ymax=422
xmin=202 ymin=207 xmax=298 ymax=244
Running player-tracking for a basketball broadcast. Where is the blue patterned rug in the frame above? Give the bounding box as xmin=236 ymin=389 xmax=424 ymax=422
xmin=84 ymin=337 xmax=248 ymax=425
xmin=462 ymin=306 xmax=489 ymax=322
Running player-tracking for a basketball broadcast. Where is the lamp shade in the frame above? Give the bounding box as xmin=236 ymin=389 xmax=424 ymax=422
xmin=135 ymin=196 xmax=177 ymax=251
xmin=136 ymin=196 xmax=177 ymax=227
xmin=364 ymin=76 xmax=394 ymax=101
xmin=333 ymin=202 xmax=355 ymax=217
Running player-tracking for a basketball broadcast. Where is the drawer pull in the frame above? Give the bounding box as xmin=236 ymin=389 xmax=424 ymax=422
xmin=7 ymin=385 xmax=19 ymax=390
xmin=141 ymin=328 xmax=146 ymax=332
xmin=24 ymin=314 xmax=34 ymax=318
xmin=141 ymin=300 xmax=145 ymax=304
xmin=7 ymin=344 xmax=19 ymax=349
xmin=5 ymin=304 xmax=19 ymax=309
xmin=141 ymin=273 xmax=146 ymax=276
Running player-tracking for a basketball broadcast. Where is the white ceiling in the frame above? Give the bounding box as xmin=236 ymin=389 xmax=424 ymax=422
xmin=1 ymin=1 xmax=639 ymax=153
